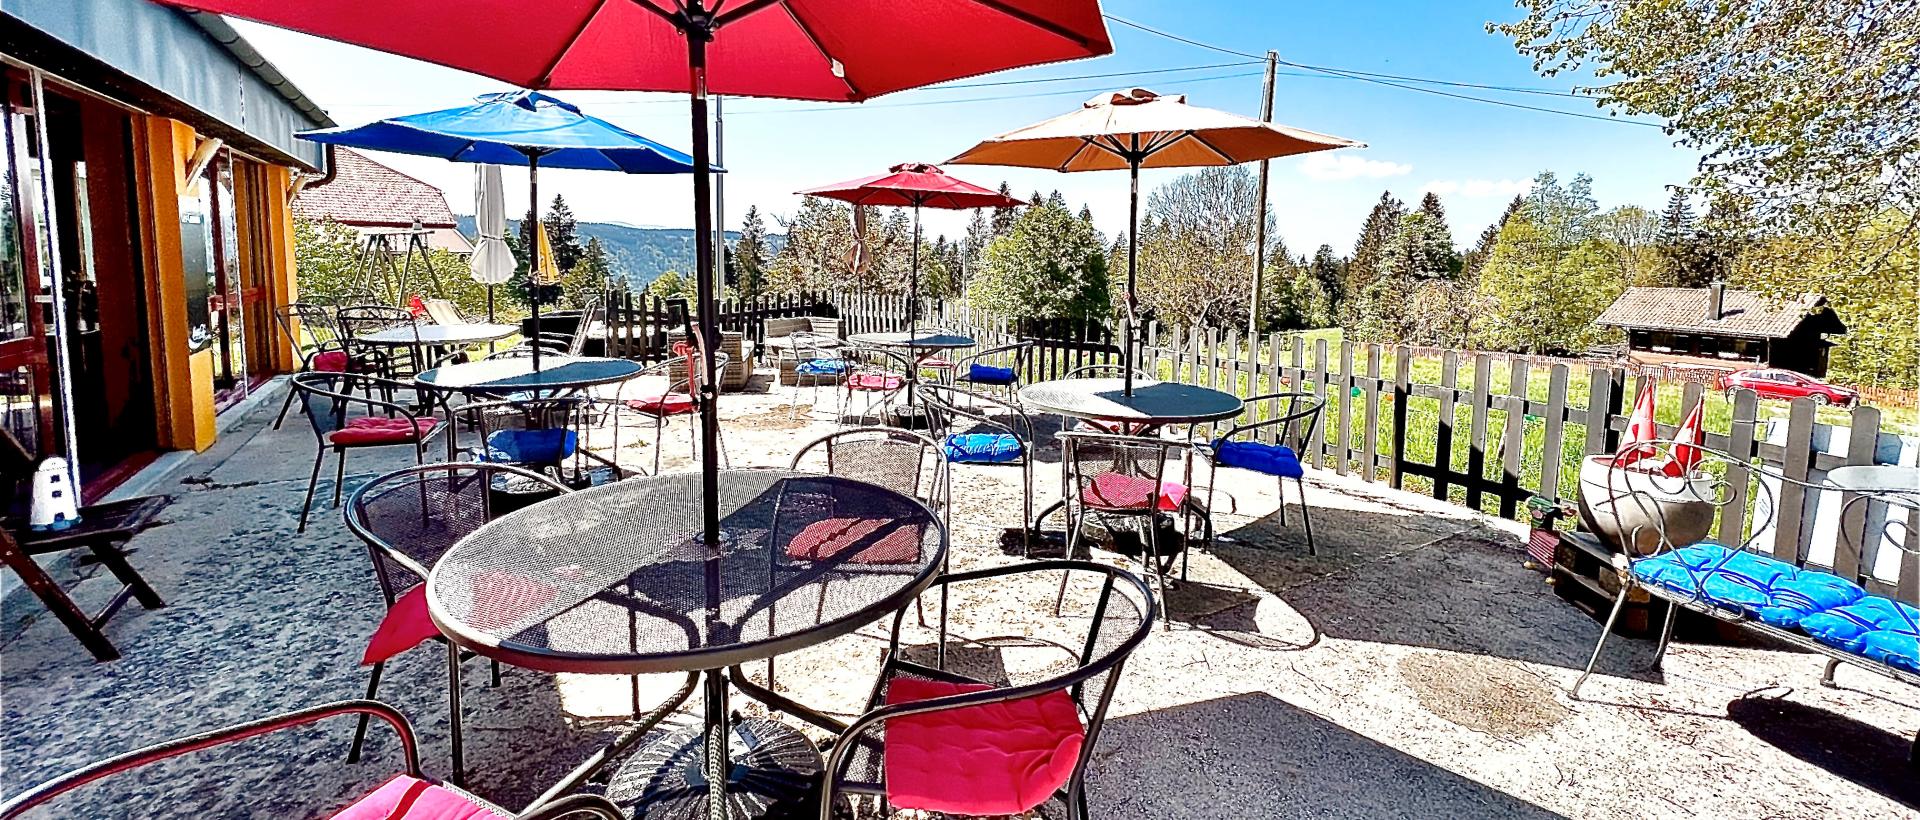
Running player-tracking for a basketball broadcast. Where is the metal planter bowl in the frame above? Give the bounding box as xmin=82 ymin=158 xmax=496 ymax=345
xmin=1576 ymin=454 xmax=1717 ymax=555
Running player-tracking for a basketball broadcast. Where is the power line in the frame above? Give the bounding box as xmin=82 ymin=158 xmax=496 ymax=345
xmin=722 ymin=71 xmax=1266 ymax=116
xmin=1102 ymin=14 xmax=1665 ymax=128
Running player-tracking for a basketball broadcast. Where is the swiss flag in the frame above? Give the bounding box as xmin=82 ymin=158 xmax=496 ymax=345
xmin=1615 ymin=381 xmax=1661 ymax=469
xmin=406 ymin=295 xmax=428 ymax=318
xmin=1666 ymin=398 xmax=1706 ymax=477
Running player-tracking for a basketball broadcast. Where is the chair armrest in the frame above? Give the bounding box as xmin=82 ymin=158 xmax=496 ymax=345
xmin=0 ymin=700 xmax=422 ymax=820
xmin=515 ymin=794 xmax=626 ymax=820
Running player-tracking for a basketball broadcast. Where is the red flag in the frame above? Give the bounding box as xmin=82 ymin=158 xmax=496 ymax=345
xmin=1666 ymin=398 xmax=1706 ymax=476
xmin=1615 ymin=381 xmax=1661 ymax=469
xmin=407 ymin=295 xmax=428 ymax=318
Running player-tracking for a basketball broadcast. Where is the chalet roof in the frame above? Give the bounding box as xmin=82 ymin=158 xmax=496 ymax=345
xmin=1595 ymin=287 xmax=1845 ymax=339
xmin=292 ymin=148 xmax=457 ymax=228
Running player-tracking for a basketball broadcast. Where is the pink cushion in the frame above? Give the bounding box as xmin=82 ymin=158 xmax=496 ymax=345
xmin=1076 ymin=418 xmax=1128 ymax=434
xmin=626 ymin=393 xmax=696 ymax=415
xmin=329 ymin=416 xmax=438 ymax=446
xmin=847 ymin=373 xmax=904 ymax=391
xmin=312 ymin=350 xmax=350 ymax=372
xmin=920 ymin=357 xmax=954 ymax=368
xmin=330 ymin=775 xmax=505 ymax=820
xmin=883 ymin=677 xmax=1085 ymax=816
xmin=362 ymin=587 xmax=439 ymax=665
xmin=1081 ymin=472 xmax=1187 ymax=511
xmin=785 ymin=517 xmax=922 ymax=564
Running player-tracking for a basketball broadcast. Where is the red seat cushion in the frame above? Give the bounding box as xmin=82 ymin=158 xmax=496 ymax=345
xmin=362 ymin=587 xmax=439 ymax=665
xmin=1081 ymin=472 xmax=1187 ymax=511
xmin=329 ymin=416 xmax=439 ymax=446
xmin=626 ymin=393 xmax=696 ymax=415
xmin=883 ymin=677 xmax=1085 ymax=816
xmin=847 ymin=373 xmax=904 ymax=391
xmin=312 ymin=350 xmax=350 ymax=372
xmin=920 ymin=357 xmax=954 ymax=368
xmin=1076 ymin=418 xmax=1129 ymax=434
xmin=330 ymin=775 xmax=505 ymax=820
xmin=785 ymin=517 xmax=922 ymax=564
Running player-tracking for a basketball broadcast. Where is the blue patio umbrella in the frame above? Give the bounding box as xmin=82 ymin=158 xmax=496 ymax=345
xmin=302 ymin=91 xmax=710 ymax=368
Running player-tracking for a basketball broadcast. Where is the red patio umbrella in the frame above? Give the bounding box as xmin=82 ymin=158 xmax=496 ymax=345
xmin=156 ymin=0 xmax=1113 ymax=553
xmin=798 ymin=163 xmax=1023 ymax=328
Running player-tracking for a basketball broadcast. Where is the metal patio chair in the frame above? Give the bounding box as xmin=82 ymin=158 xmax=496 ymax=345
xmin=290 ymin=372 xmax=443 ymax=533
xmin=0 ymin=699 xmax=625 ymax=819
xmin=343 ymin=462 xmax=572 ymax=785
xmin=785 ymin=426 xmax=951 ymax=677
xmin=921 ymin=382 xmax=1036 ymax=555
xmin=1055 ymin=430 xmax=1204 ymax=627
xmin=840 ymin=346 xmax=913 ymax=426
xmin=819 ymin=560 xmax=1156 ymax=820
xmin=774 ymin=331 xmax=850 ymax=418
xmin=608 ymin=345 xmax=730 ymax=474
xmin=1192 ymin=391 xmax=1325 ymax=555
xmin=272 ymin=302 xmax=366 ymax=429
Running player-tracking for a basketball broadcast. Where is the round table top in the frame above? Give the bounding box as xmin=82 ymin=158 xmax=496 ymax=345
xmin=846 ymin=330 xmax=977 ymax=350
xmin=415 ymin=356 xmax=641 ymax=394
xmin=1021 ymin=378 xmax=1245 ymax=425
xmin=1827 ymin=465 xmax=1920 ymax=498
xmin=357 ymin=323 xmax=517 ymax=346
xmin=426 ymin=469 xmax=946 ymax=675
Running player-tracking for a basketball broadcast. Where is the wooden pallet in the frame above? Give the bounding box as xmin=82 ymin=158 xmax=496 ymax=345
xmin=1549 ymin=531 xmax=1669 ymax=638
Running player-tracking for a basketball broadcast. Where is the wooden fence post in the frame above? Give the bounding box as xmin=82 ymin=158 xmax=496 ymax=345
xmin=1538 ymin=364 xmax=1569 ymax=504
xmin=1434 ymin=350 xmax=1460 ymax=500
xmin=1498 ymin=357 xmax=1529 ymax=517
xmin=1362 ymin=344 xmax=1381 ymax=482
xmin=1833 ymin=404 xmax=1881 ymax=582
xmin=1771 ymin=397 xmax=1818 ymax=562
xmin=1465 ymin=354 xmax=1492 ymax=511
xmin=1390 ymin=345 xmax=1410 ymax=490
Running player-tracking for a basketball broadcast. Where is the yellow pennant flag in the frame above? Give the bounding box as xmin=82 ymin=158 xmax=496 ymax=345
xmin=533 ymin=221 xmax=563 ymax=285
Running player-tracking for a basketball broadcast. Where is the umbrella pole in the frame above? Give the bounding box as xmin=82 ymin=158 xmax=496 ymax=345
xmin=1124 ymin=149 xmax=1140 ymax=397
xmin=527 ymin=152 xmax=542 ymax=372
xmin=909 ymin=202 xmax=921 ymax=331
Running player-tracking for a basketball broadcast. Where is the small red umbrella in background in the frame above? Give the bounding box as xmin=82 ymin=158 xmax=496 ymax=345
xmin=799 ymin=163 xmax=1023 ymax=328
xmin=154 ymin=0 xmax=1114 ymax=558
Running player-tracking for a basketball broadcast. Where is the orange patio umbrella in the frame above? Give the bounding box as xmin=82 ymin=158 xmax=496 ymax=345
xmin=947 ymin=87 xmax=1362 ymax=395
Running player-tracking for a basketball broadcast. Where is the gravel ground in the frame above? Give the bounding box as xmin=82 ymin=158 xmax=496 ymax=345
xmin=2 ymin=370 xmax=1915 ymax=819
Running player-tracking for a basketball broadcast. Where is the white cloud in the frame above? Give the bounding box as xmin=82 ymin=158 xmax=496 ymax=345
xmin=1297 ymin=154 xmax=1412 ymax=181
xmin=1421 ymin=178 xmax=1532 ymax=199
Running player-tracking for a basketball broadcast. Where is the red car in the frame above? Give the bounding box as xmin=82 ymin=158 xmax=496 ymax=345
xmin=1719 ymin=368 xmax=1858 ymax=406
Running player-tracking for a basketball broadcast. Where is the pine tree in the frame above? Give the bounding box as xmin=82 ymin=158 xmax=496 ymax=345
xmin=1345 ymin=192 xmax=1405 ymax=312
xmin=1078 ymin=204 xmax=1094 ymax=223
xmin=991 ymin=182 xmax=1018 ymax=237
xmin=1308 ymin=244 xmax=1345 ymax=307
xmin=544 ymin=194 xmax=584 ymax=272
xmin=733 ymin=205 xmax=770 ymax=299
xmin=1464 ymin=195 xmax=1525 ymax=276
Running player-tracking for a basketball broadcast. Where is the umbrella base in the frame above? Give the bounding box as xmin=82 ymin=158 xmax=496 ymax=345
xmin=606 ymin=716 xmax=823 ymax=820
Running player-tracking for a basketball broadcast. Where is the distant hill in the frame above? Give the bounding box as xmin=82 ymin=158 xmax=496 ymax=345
xmin=454 ymin=215 xmax=784 ymax=288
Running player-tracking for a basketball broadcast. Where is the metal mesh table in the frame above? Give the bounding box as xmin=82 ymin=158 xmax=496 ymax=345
xmin=846 ymin=331 xmax=976 ymax=428
xmin=427 ymin=469 xmax=945 ymax=819
xmin=415 ymin=356 xmax=642 ymax=396
xmin=1020 ymin=377 xmax=1244 ymax=426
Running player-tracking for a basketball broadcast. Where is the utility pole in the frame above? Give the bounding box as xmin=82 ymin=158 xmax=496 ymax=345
xmin=712 ymin=95 xmax=727 ymax=293
xmin=1248 ymin=49 xmax=1277 ymax=339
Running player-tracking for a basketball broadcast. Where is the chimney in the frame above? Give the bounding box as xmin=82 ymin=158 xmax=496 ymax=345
xmin=1707 ymin=281 xmax=1726 ymax=321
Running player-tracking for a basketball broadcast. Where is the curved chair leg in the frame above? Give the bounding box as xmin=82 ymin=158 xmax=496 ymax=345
xmin=651 ymin=419 xmax=666 ymax=474
xmin=1295 ymin=476 xmax=1316 ymax=556
xmin=1276 ymin=477 xmax=1289 ymax=527
xmin=345 ymin=660 xmax=386 ymax=763
xmin=1144 ymin=514 xmax=1171 ymax=631
xmin=446 ymin=641 xmax=466 ymax=787
xmin=1571 ymin=584 xmax=1633 ymax=699
xmin=1819 ymin=657 xmax=1843 ymax=688
xmin=298 ymin=447 xmax=326 ymax=534
xmin=1646 ymin=600 xmax=1679 ymax=672
xmin=490 ymin=659 xmax=502 ymax=688
xmin=273 ymin=383 xmax=298 ymax=429
xmin=331 ymin=448 xmax=349 ymax=508
xmin=1054 ymin=506 xmax=1085 ymax=616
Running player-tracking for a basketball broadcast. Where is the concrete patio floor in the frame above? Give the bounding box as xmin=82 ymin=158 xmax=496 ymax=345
xmin=2 ymin=370 xmax=1916 ymax=819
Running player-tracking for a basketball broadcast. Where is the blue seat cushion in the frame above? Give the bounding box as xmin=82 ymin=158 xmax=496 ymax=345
xmin=1630 ymin=543 xmax=1865 ymax=627
xmin=943 ymin=433 xmax=1023 ymax=464
xmin=1210 ymin=439 xmax=1303 ymax=479
xmin=1800 ymin=597 xmax=1920 ymax=674
xmin=796 ymin=359 xmax=849 ymax=376
xmin=483 ymin=429 xmax=577 ymax=464
xmin=964 ymin=364 xmax=1017 ymax=385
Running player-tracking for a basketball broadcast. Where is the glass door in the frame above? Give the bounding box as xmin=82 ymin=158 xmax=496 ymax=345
xmin=0 ymin=68 xmax=67 ymax=464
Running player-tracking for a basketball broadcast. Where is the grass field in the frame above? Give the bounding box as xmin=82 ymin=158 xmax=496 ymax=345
xmin=1147 ymin=328 xmax=1915 ymax=520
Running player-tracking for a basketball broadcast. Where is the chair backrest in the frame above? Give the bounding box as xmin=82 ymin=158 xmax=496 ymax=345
xmin=789 ymin=427 xmax=947 ymax=515
xmin=1060 ymin=431 xmax=1189 ymax=513
xmin=289 ymin=372 xmax=418 ymax=442
xmin=568 ymin=300 xmax=604 ymax=356
xmin=1218 ymin=392 xmax=1323 ymax=453
xmin=920 ymin=383 xmax=1033 ymax=449
xmin=344 ymin=462 xmax=572 ymax=605
xmin=764 ymin=317 xmax=810 ymax=340
xmin=281 ymin=302 xmax=343 ymax=351
xmin=1063 ymin=363 xmax=1147 ymax=381
xmin=336 ymin=305 xmax=417 ymax=342
xmin=806 ymin=316 xmax=842 ymax=338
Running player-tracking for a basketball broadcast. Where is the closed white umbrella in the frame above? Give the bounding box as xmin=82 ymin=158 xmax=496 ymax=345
xmin=469 ymin=164 xmax=515 ymax=319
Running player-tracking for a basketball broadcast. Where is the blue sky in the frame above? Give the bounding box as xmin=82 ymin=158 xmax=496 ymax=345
xmin=234 ymin=0 xmax=1701 ymax=256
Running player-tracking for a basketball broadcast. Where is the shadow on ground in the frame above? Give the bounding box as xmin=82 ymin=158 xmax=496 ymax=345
xmin=1726 ymin=693 xmax=1919 ymax=810
xmin=1091 ymin=692 xmax=1567 ymax=819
